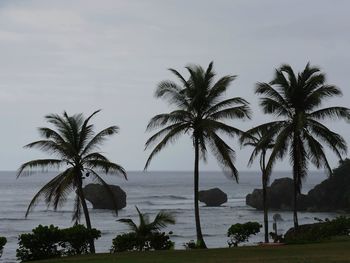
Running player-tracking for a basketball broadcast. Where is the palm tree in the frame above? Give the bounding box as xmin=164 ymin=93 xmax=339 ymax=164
xmin=255 ymin=63 xmax=350 ymax=228
xmin=118 ymin=206 xmax=175 ymax=250
xmin=17 ymin=110 xmax=127 ymax=253
xmin=240 ymin=126 xmax=274 ymax=243
xmin=144 ymin=62 xmax=251 ymax=248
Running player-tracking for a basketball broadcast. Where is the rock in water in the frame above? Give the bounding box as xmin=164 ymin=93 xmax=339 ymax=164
xmin=246 ymin=177 xmax=309 ymax=211
xmin=246 ymin=159 xmax=350 ymax=212
xmin=199 ymin=188 xmax=227 ymax=206
xmin=83 ymin=184 xmax=126 ymax=210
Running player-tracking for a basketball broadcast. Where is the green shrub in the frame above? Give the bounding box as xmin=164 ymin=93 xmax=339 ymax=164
xmin=111 ymin=232 xmax=139 ymax=252
xmin=17 ymin=225 xmax=63 ymax=262
xmin=16 ymin=224 xmax=101 ymax=262
xmin=60 ymin=224 xmax=101 ymax=256
xmin=227 ymin=222 xmax=261 ymax=247
xmin=0 ymin=236 xmax=7 ymax=258
xmin=149 ymin=232 xmax=174 ymax=250
xmin=285 ymin=216 xmax=350 ymax=244
xmin=111 ymin=232 xmax=173 ymax=252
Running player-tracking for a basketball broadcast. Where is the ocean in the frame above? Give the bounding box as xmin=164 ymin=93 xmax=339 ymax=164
xmin=0 ymin=170 xmax=338 ymax=262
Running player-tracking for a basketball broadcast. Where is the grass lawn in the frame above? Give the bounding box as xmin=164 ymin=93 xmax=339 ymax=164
xmin=37 ymin=240 xmax=350 ymax=263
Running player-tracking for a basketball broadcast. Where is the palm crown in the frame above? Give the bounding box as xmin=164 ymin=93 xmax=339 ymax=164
xmin=17 ymin=110 xmax=127 ymax=222
xmin=145 ymin=62 xmax=251 ymax=179
xmin=256 ymin=63 xmax=350 ymax=191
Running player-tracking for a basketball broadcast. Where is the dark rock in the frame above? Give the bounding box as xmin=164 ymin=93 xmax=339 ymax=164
xmin=246 ymin=178 xmax=309 ymax=211
xmin=83 ymin=183 xmax=126 ymax=210
xmin=246 ymin=159 xmax=350 ymax=212
xmin=199 ymin=188 xmax=227 ymax=206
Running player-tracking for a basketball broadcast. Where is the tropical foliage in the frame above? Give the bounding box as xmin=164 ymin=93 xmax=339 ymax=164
xmin=145 ymin=62 xmax=251 ymax=247
xmin=227 ymin=222 xmax=261 ymax=247
xmin=16 ymin=224 xmax=101 ymax=262
xmin=111 ymin=207 xmax=175 ymax=252
xmin=17 ymin=110 xmax=127 ymax=253
xmin=254 ymin=63 xmax=350 ymax=228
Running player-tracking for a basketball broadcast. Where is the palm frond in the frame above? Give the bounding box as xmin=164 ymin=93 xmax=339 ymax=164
xmin=17 ymin=159 xmax=63 ymax=177
xmin=81 ymin=126 xmax=119 ymax=155
xmin=85 ymin=160 xmax=127 ymax=179
xmin=146 ymin=110 xmax=191 ymax=131
xmin=208 ymin=132 xmax=238 ymax=181
xmin=144 ymin=124 xmax=188 ymax=170
xmin=150 ymin=211 xmax=176 ymax=230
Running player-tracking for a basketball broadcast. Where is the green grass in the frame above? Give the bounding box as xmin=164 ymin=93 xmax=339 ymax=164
xmin=37 ymin=240 xmax=350 ymax=263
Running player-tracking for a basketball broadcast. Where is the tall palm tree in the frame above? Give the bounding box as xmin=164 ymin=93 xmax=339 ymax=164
xmin=17 ymin=110 xmax=127 ymax=253
xmin=240 ymin=126 xmax=274 ymax=243
xmin=118 ymin=206 xmax=175 ymax=250
xmin=255 ymin=63 xmax=350 ymax=228
xmin=144 ymin=62 xmax=251 ymax=248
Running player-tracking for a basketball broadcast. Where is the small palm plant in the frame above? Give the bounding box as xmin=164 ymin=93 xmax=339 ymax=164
xmin=240 ymin=126 xmax=274 ymax=243
xmin=118 ymin=207 xmax=175 ymax=250
xmin=145 ymin=62 xmax=251 ymax=248
xmin=17 ymin=110 xmax=127 ymax=253
xmin=255 ymin=63 xmax=350 ymax=228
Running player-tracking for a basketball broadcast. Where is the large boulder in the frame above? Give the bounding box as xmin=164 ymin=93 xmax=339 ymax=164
xmin=246 ymin=159 xmax=350 ymax=212
xmin=199 ymin=188 xmax=227 ymax=206
xmin=83 ymin=184 xmax=126 ymax=210
xmin=246 ymin=178 xmax=309 ymax=211
xmin=306 ymin=159 xmax=350 ymax=211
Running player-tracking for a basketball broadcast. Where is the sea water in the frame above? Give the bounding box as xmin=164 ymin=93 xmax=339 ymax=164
xmin=0 ymin=171 xmax=338 ymax=262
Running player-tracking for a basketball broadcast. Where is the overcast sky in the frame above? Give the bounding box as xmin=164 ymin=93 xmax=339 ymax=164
xmin=0 ymin=0 xmax=349 ymax=173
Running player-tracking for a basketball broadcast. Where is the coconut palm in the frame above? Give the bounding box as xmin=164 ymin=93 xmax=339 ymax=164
xmin=118 ymin=206 xmax=175 ymax=248
xmin=255 ymin=63 xmax=350 ymax=228
xmin=240 ymin=126 xmax=274 ymax=243
xmin=144 ymin=62 xmax=251 ymax=248
xmin=17 ymin=110 xmax=127 ymax=253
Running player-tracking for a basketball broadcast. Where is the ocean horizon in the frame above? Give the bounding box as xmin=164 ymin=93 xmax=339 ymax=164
xmin=0 ymin=170 xmax=338 ymax=262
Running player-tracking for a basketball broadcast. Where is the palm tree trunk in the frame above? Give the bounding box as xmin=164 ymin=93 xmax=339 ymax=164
xmin=293 ymin=178 xmax=299 ymax=228
xmin=262 ymin=175 xmax=269 ymax=243
xmin=261 ymin=151 xmax=269 ymax=243
xmin=194 ymin=137 xmax=207 ymax=249
xmin=292 ymin=134 xmax=300 ymax=229
xmin=77 ymin=173 xmax=96 ymax=253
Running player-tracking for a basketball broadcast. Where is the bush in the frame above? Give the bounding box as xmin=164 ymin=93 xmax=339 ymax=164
xmin=227 ymin=222 xmax=261 ymax=247
xmin=111 ymin=232 xmax=138 ymax=252
xmin=60 ymin=224 xmax=101 ymax=256
xmin=16 ymin=224 xmax=101 ymax=262
xmin=17 ymin=225 xmax=63 ymax=262
xmin=285 ymin=216 xmax=350 ymax=244
xmin=149 ymin=232 xmax=174 ymax=250
xmin=0 ymin=236 xmax=7 ymax=258
xmin=111 ymin=232 xmax=173 ymax=252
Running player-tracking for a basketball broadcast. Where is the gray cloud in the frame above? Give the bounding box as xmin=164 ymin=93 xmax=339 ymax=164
xmin=0 ymin=0 xmax=349 ymax=173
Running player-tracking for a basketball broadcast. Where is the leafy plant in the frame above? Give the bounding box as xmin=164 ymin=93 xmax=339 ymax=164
xmin=0 ymin=236 xmax=7 ymax=258
xmin=60 ymin=224 xmax=101 ymax=256
xmin=227 ymin=222 xmax=261 ymax=247
xmin=16 ymin=224 xmax=101 ymax=262
xmin=111 ymin=207 xmax=175 ymax=252
xmin=145 ymin=62 xmax=251 ymax=248
xmin=17 ymin=225 xmax=63 ymax=262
